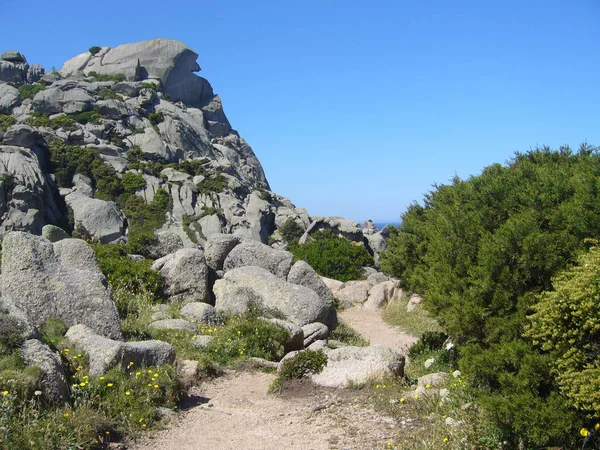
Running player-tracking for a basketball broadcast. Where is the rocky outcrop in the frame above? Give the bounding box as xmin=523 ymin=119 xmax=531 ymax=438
xmin=299 ymin=216 xmax=364 ymax=244
xmin=65 ymin=192 xmax=126 ymax=243
xmin=214 ymin=266 xmax=329 ymax=326
xmin=0 ymin=232 xmax=122 ymax=339
xmin=180 ymin=302 xmax=223 ymax=325
xmin=223 ymin=241 xmax=294 ymax=279
xmin=20 ymin=339 xmax=69 ymax=404
xmin=310 ymin=344 xmax=405 ymax=388
xmin=204 ymin=233 xmax=240 ymax=270
xmin=151 ymin=248 xmax=210 ymax=304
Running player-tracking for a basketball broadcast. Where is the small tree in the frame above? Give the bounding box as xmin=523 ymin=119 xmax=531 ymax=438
xmin=88 ymin=46 xmax=102 ymax=56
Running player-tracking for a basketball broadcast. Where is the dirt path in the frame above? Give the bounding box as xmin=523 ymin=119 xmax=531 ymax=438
xmin=339 ymin=306 xmax=418 ymax=353
xmin=130 ymin=306 xmax=414 ymax=450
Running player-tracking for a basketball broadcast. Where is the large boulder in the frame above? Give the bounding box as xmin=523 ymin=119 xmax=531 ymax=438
xmin=0 ymin=233 xmax=122 ymax=339
xmin=214 ymin=266 xmax=329 ymax=326
xmin=65 ymin=324 xmax=175 ymax=376
xmin=299 ymin=216 xmax=364 ymax=244
xmin=335 ymin=280 xmax=371 ymax=307
xmin=60 ymin=39 xmax=215 ymax=108
xmin=32 ymin=81 xmax=95 ymax=114
xmin=204 ymin=233 xmax=240 ymax=270
xmin=0 ymin=83 xmax=19 ymax=114
xmin=287 ymin=260 xmax=337 ymax=328
xmin=180 ymin=302 xmax=223 ymax=325
xmin=65 ymin=192 xmax=125 ymax=244
xmin=151 ymin=248 xmax=210 ymax=304
xmin=223 ymin=240 xmax=294 ymax=279
xmin=20 ymin=339 xmax=69 ymax=404
xmin=364 ymin=281 xmax=397 ymax=310
xmin=310 ymin=345 xmax=405 ymax=388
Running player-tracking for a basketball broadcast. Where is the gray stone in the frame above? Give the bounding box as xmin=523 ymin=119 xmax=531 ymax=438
xmin=214 ymin=266 xmax=329 ymax=326
xmin=364 ymin=281 xmax=397 ymax=310
xmin=149 ymin=319 xmax=196 ymax=333
xmin=302 ymin=322 xmax=329 ymax=347
xmin=223 ymin=240 xmax=294 ymax=279
xmin=0 ymin=60 xmax=28 ymax=84
xmin=20 ymin=339 xmax=69 ymax=404
xmin=417 ymin=372 xmax=449 ymax=388
xmin=32 ymin=82 xmax=95 ymax=114
xmin=65 ymin=324 xmax=174 ymax=376
xmin=121 ymin=340 xmax=176 ymax=368
xmin=287 ymin=261 xmax=337 ymax=327
xmin=61 ymin=39 xmax=215 ymax=108
xmin=264 ymin=318 xmax=303 ymax=351
xmin=146 ymin=232 xmax=184 ymax=259
xmin=320 ymin=276 xmax=344 ymax=293
xmin=299 ymin=216 xmax=364 ymax=244
xmin=310 ymin=345 xmax=405 ymax=388
xmin=95 ymin=99 xmax=139 ymax=119
xmin=65 ymin=192 xmax=125 ymax=243
xmin=0 ymin=83 xmax=19 ymax=114
xmin=128 ymin=127 xmax=173 ymax=161
xmin=191 ymin=335 xmax=214 ymax=349
xmin=366 ymin=272 xmax=390 ymax=286
xmin=366 ymin=232 xmax=387 ymax=254
xmin=151 ymin=248 xmax=210 ymax=304
xmin=0 ymin=303 xmax=40 ymax=346
xmin=1 ymin=233 xmax=122 ymax=339
xmin=180 ymin=302 xmax=223 ymax=325
xmin=1 ymin=51 xmax=27 ymax=63
xmin=335 ymin=281 xmax=371 ymax=307
xmin=113 ymin=81 xmax=142 ymax=97
xmin=27 ymin=64 xmax=44 ymax=84
xmin=178 ymin=359 xmax=199 ymax=389
xmin=151 ymin=311 xmax=171 ymax=321
xmin=41 ymin=224 xmax=69 ymax=242
xmin=407 ymin=294 xmax=424 ymax=312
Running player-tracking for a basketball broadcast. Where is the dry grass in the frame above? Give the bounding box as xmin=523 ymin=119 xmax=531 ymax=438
xmin=382 ymin=294 xmax=440 ymax=338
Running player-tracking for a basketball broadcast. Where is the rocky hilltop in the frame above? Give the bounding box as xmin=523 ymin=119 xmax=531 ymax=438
xmin=0 ymin=38 xmax=389 ymax=255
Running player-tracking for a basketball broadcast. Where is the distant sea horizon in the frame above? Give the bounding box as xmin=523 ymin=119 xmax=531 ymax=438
xmin=372 ymin=222 xmax=401 ymax=230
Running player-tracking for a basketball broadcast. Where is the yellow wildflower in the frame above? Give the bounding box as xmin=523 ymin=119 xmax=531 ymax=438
xmin=99 ymin=376 xmax=105 ymax=381
xmin=425 ymin=384 xmax=431 ymax=389
xmin=107 ymin=383 xmax=114 ymax=387
xmin=1 ymin=391 xmax=8 ymax=396
xmin=154 ymin=384 xmax=159 ymax=389
xmin=63 ymin=413 xmax=69 ymax=417
xmin=581 ymin=428 xmax=589 ymax=437
xmin=596 ymin=423 xmax=600 ymax=431
xmin=414 ymin=394 xmax=419 ymax=399
xmin=399 ymin=397 xmax=405 ymax=403
xmin=79 ymin=382 xmax=85 ymax=387
xmin=125 ymin=391 xmax=131 ymax=396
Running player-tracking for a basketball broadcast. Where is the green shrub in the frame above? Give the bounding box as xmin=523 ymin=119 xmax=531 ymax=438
xmin=88 ymin=46 xmax=102 ymax=55
xmin=140 ymin=82 xmax=160 ymax=92
xmin=91 ymin=243 xmax=164 ymax=303
xmin=279 ymin=218 xmax=304 ymax=243
xmin=527 ymin=245 xmax=600 ymax=419
xmin=148 ymin=112 xmax=164 ymax=126
xmin=278 ymin=350 xmax=327 ymax=379
xmin=0 ymin=115 xmax=16 ymax=132
xmin=407 ymin=331 xmax=449 ymax=359
xmin=96 ymin=88 xmax=119 ymax=100
xmin=26 ymin=112 xmax=79 ymax=131
xmin=380 ymin=145 xmax=600 ymax=447
xmin=18 ymin=83 xmax=45 ymax=100
xmin=205 ymin=315 xmax=289 ymax=364
xmin=290 ymin=229 xmax=374 ymax=282
xmin=121 ymin=172 xmax=146 ymax=194
xmin=87 ymin=71 xmax=125 ymax=82
xmin=197 ymin=173 xmax=228 ymax=195
xmin=329 ymin=320 xmax=369 ymax=347
xmin=69 ymin=110 xmax=104 ymax=125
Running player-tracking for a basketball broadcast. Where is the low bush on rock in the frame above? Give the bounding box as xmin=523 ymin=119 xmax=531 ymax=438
xmin=88 ymin=46 xmax=102 ymax=56
xmin=0 ymin=115 xmax=16 ymax=132
xmin=279 ymin=218 xmax=304 ymax=243
xmin=289 ymin=230 xmax=374 ymax=282
xmin=18 ymin=83 xmax=45 ymax=100
xmin=87 ymin=71 xmax=125 ymax=82
xmin=279 ymin=350 xmax=327 ymax=379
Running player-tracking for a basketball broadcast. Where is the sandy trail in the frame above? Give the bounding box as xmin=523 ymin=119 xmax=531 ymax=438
xmin=338 ymin=306 xmax=418 ymax=353
xmin=129 ymin=306 xmax=413 ymax=450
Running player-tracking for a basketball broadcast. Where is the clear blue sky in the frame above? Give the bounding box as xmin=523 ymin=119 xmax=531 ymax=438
xmin=2 ymin=1 xmax=599 ymax=223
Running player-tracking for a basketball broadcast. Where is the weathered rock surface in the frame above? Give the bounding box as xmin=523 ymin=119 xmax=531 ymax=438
xmin=151 ymin=248 xmax=210 ymax=304
xmin=0 ymin=83 xmax=19 ymax=114
xmin=407 ymin=293 xmax=424 ymax=312
xmin=0 ymin=232 xmax=122 ymax=339
xmin=204 ymin=233 xmax=240 ymax=270
xmin=310 ymin=345 xmax=405 ymax=388
xmin=264 ymin=318 xmax=304 ymax=351
xmin=180 ymin=302 xmax=223 ymax=325
xmin=149 ymin=319 xmax=196 ymax=333
xmin=335 ymin=281 xmax=371 ymax=307
xmin=20 ymin=339 xmax=69 ymax=404
xmin=41 ymin=224 xmax=69 ymax=242
xmin=223 ymin=241 xmax=294 ymax=279
xmin=299 ymin=216 xmax=364 ymax=244
xmin=302 ymin=322 xmax=329 ymax=347
xmin=364 ymin=281 xmax=397 ymax=309
xmin=65 ymin=324 xmax=175 ymax=376
xmin=65 ymin=192 xmax=125 ymax=244
xmin=214 ymin=266 xmax=329 ymax=326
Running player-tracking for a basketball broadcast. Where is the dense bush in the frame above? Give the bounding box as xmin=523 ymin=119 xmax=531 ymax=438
xmin=121 ymin=172 xmax=146 ymax=194
xmin=88 ymin=46 xmax=102 ymax=55
xmin=290 ymin=229 xmax=374 ymax=282
xmin=26 ymin=112 xmax=79 ymax=131
xmin=0 ymin=115 xmax=16 ymax=132
xmin=18 ymin=83 xmax=45 ymax=100
xmin=122 ymin=188 xmax=171 ymax=255
xmin=278 ymin=350 xmax=327 ymax=379
xmin=87 ymin=71 xmax=125 ymax=82
xmin=527 ymin=245 xmax=600 ymax=419
xmin=279 ymin=218 xmax=304 ymax=243
xmin=148 ymin=112 xmax=163 ymax=126
xmin=381 ymin=145 xmax=600 ymax=446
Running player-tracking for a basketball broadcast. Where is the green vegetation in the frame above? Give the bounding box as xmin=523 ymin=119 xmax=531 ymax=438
xmin=140 ymin=82 xmax=160 ymax=92
xmin=382 ymin=295 xmax=440 ymax=338
xmin=87 ymin=71 xmax=125 ymax=82
xmin=527 ymin=245 xmax=600 ymax=426
xmin=0 ymin=115 xmax=16 ymax=132
xmin=148 ymin=112 xmax=164 ymax=126
xmin=96 ymin=88 xmax=120 ymax=100
xmin=197 ymin=173 xmax=228 ymax=195
xmin=289 ymin=229 xmax=374 ymax=282
xmin=18 ymin=83 xmax=45 ymax=100
xmin=121 ymin=172 xmax=146 ymax=194
xmin=279 ymin=218 xmax=304 ymax=243
xmin=26 ymin=112 xmax=79 ymax=131
xmin=69 ymin=110 xmax=105 ymax=125
xmin=279 ymin=350 xmax=327 ymax=379
xmin=88 ymin=46 xmax=102 ymax=55
xmin=381 ymin=145 xmax=600 ymax=447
